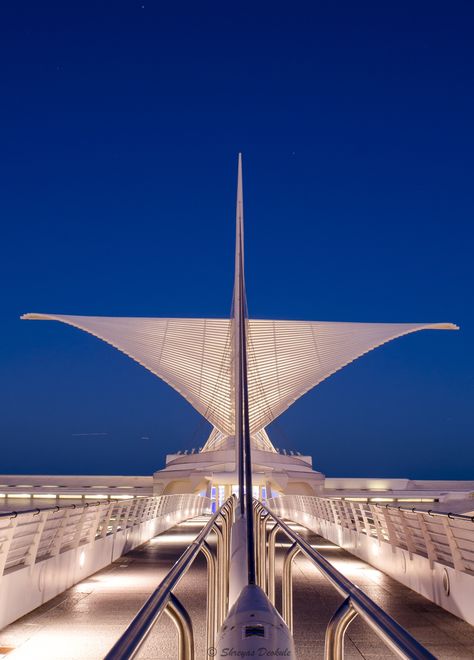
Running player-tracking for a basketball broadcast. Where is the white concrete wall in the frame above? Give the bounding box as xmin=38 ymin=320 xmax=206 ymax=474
xmin=0 ymin=508 xmax=193 ymax=629
xmin=290 ymin=510 xmax=474 ymax=626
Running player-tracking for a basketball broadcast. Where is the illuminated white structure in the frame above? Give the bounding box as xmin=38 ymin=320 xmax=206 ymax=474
xmin=22 ymin=156 xmax=458 ymax=499
xmin=21 ymin=314 xmax=457 ymax=440
xmin=12 ymin=157 xmax=474 ymax=647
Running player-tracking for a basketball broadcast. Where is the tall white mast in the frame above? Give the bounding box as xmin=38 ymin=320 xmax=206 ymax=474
xmin=233 ymin=153 xmax=245 ymax=509
xmin=232 ymin=153 xmax=256 ymax=584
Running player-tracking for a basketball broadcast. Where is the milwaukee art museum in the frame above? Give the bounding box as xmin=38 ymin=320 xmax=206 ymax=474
xmin=21 ymin=160 xmax=458 ymax=503
xmin=1 ymin=157 xmax=474 ymax=660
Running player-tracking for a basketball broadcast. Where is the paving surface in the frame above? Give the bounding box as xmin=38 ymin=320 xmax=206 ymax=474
xmin=0 ymin=517 xmax=473 ymax=659
xmin=0 ymin=519 xmax=210 ymax=660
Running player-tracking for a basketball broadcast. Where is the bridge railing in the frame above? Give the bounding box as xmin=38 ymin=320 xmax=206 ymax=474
xmin=256 ymin=500 xmax=435 ymax=660
xmin=0 ymin=494 xmax=210 ymax=579
xmin=104 ymin=496 xmax=235 ymax=660
xmin=268 ymin=494 xmax=474 ymax=575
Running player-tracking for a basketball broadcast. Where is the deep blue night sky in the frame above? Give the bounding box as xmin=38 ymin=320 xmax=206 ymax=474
xmin=1 ymin=2 xmax=473 ymax=479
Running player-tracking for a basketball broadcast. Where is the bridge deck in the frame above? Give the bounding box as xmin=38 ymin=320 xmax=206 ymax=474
xmin=0 ymin=518 xmax=473 ymax=659
xmin=278 ymin=522 xmax=474 ymax=659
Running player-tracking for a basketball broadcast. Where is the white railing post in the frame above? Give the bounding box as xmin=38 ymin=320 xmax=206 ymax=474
xmin=138 ymin=498 xmax=148 ymax=524
xmin=328 ymin=500 xmax=338 ymax=525
xmin=144 ymin=498 xmax=153 ymax=521
xmin=398 ymin=510 xmax=416 ymax=556
xmin=359 ymin=503 xmax=372 ymax=538
xmin=101 ymin=501 xmax=115 ymax=539
xmin=25 ymin=511 xmax=48 ymax=569
xmin=341 ymin=500 xmax=354 ymax=531
xmin=381 ymin=507 xmax=398 ymax=549
xmin=371 ymin=506 xmax=385 ymax=544
xmin=50 ymin=509 xmax=71 ymax=556
xmin=442 ymin=517 xmax=465 ymax=572
xmin=73 ymin=507 xmax=88 ymax=549
xmin=122 ymin=500 xmax=132 ymax=529
xmin=147 ymin=497 xmax=155 ymax=520
xmin=128 ymin=499 xmax=139 ymax=527
xmin=139 ymin=498 xmax=148 ymax=523
xmin=417 ymin=513 xmax=437 ymax=568
xmin=112 ymin=503 xmax=125 ymax=536
xmin=87 ymin=505 xmax=103 ymax=544
xmin=349 ymin=502 xmax=361 ymax=534
xmin=0 ymin=516 xmax=19 ymax=577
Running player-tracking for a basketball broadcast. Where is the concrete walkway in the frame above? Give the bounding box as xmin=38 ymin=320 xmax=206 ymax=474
xmin=0 ymin=518 xmax=210 ymax=660
xmin=0 ymin=517 xmax=473 ymax=659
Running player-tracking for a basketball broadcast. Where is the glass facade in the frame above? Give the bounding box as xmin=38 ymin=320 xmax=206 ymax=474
xmin=208 ymin=484 xmax=267 ymax=509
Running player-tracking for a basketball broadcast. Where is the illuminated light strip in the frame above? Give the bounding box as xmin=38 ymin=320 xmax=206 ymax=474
xmin=397 ymin=498 xmax=436 ymax=503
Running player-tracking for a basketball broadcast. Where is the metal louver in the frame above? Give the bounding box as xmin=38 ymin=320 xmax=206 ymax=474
xmin=22 ymin=313 xmax=457 ymax=437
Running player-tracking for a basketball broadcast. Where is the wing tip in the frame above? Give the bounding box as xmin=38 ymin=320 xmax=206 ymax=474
xmin=21 ymin=313 xmax=45 ymax=320
xmin=429 ymin=322 xmax=459 ymax=331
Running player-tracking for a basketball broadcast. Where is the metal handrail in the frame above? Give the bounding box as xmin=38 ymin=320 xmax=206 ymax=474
xmin=0 ymin=494 xmax=210 ymax=590
xmin=272 ymin=494 xmax=474 ymax=574
xmin=255 ymin=500 xmax=435 ymax=660
xmin=375 ymin=503 xmax=474 ymax=522
xmin=104 ymin=496 xmax=235 ymax=660
xmin=0 ymin=499 xmax=120 ymax=519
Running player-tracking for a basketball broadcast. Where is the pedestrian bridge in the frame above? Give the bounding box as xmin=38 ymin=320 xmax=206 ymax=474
xmin=0 ymin=493 xmax=473 ymax=659
xmin=11 ymin=156 xmax=469 ymax=658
